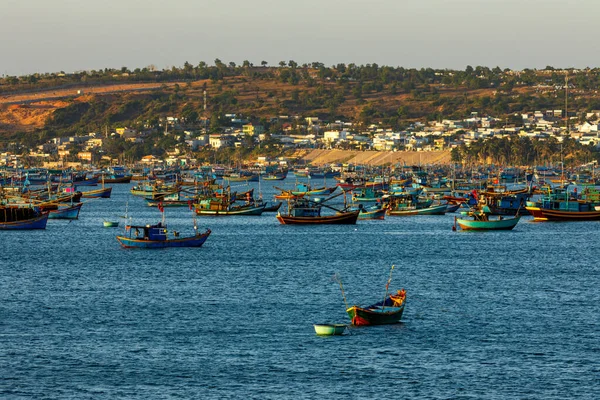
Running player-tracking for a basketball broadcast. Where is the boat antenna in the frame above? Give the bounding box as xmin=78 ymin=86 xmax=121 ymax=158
xmin=382 ymin=264 xmax=396 ymax=311
xmin=332 ymin=273 xmax=349 ymax=311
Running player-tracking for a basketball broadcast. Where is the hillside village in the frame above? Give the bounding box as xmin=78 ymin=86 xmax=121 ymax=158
xmin=3 ymin=106 xmax=600 ymax=168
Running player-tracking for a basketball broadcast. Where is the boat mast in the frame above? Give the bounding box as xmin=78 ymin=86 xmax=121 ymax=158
xmin=381 ymin=264 xmax=396 ymax=311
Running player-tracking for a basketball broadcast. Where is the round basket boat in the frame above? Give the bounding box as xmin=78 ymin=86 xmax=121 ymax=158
xmin=313 ymin=323 xmax=347 ymax=336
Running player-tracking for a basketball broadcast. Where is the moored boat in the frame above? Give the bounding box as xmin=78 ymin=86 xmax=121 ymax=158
xmin=455 ymin=211 xmax=520 ymax=231
xmin=116 ymin=223 xmax=211 ymax=248
xmin=81 ymin=186 xmax=112 ymax=198
xmin=0 ymin=206 xmax=49 ymax=230
xmin=347 ymin=289 xmax=406 ymax=326
xmin=276 ymin=197 xmax=359 ymax=225
xmin=47 ymin=203 xmax=83 ymax=220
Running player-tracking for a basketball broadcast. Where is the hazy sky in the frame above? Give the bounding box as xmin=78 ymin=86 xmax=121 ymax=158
xmin=3 ymin=0 xmax=600 ymax=76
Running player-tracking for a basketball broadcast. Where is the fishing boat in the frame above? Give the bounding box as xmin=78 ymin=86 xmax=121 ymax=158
xmin=262 ymin=172 xmax=288 ymax=180
xmin=454 ymin=209 xmax=521 ymax=231
xmin=47 ymin=202 xmax=83 ymax=220
xmin=386 ymin=192 xmax=447 ymax=216
xmin=262 ymin=202 xmax=282 ymax=212
xmin=313 ymin=324 xmax=348 ymax=336
xmin=274 ymin=192 xmax=304 ymax=200
xmin=81 ymin=186 xmax=112 ymax=198
xmin=341 ymin=265 xmax=406 ymax=326
xmin=289 ymin=184 xmax=337 ymax=197
xmin=116 ymin=223 xmax=211 ymax=248
xmin=446 ymin=203 xmax=462 ymax=213
xmin=346 ymin=290 xmax=406 ymax=326
xmin=223 ymin=173 xmax=259 ymax=182
xmin=351 ymin=204 xmax=386 ymax=220
xmin=525 ymin=186 xmax=600 ymax=221
xmin=0 ymin=205 xmax=49 ymax=230
xmin=194 ymin=199 xmax=266 ymax=216
xmin=276 ymin=197 xmax=359 ymax=225
xmin=103 ymin=220 xmax=119 ymax=227
xmin=387 ymin=203 xmax=447 ymax=216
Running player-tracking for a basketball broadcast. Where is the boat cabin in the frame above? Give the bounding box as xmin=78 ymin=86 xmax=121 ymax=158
xmin=127 ymin=223 xmax=167 ymax=241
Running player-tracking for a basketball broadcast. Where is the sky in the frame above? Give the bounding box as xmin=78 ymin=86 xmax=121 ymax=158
xmin=2 ymin=0 xmax=600 ymax=77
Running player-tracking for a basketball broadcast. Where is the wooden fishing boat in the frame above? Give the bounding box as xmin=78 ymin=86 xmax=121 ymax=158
xmin=102 ymin=175 xmax=132 ymax=184
xmin=116 ymin=223 xmax=211 ymax=248
xmin=387 ymin=203 xmax=447 ymax=216
xmin=194 ymin=201 xmax=266 ymax=216
xmin=262 ymin=202 xmax=282 ymax=212
xmin=274 ymin=192 xmax=304 ymax=200
xmin=347 ymin=289 xmax=406 ymax=326
xmin=525 ymin=186 xmax=600 ymax=221
xmin=262 ymin=172 xmax=287 ymax=180
xmin=103 ymin=221 xmax=119 ymax=227
xmin=0 ymin=206 xmax=49 ymax=230
xmin=277 ymin=210 xmax=359 ymax=225
xmin=455 ymin=212 xmax=520 ymax=231
xmin=223 ymin=173 xmax=259 ymax=182
xmin=353 ymin=204 xmax=386 ymax=220
xmin=290 ymin=184 xmax=337 ymax=196
xmin=446 ymin=203 xmax=461 ymax=213
xmin=146 ymin=199 xmax=193 ymax=208
xmin=313 ymin=324 xmax=348 ymax=336
xmin=47 ymin=203 xmax=82 ymax=220
xmin=81 ymin=186 xmax=112 ymax=198
xmin=277 ymin=189 xmax=359 ymax=225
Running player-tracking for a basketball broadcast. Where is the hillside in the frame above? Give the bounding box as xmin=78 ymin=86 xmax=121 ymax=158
xmin=0 ymin=69 xmax=563 ymax=137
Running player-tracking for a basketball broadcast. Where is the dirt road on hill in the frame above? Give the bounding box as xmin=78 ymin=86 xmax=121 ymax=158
xmin=302 ymin=149 xmax=452 ymax=166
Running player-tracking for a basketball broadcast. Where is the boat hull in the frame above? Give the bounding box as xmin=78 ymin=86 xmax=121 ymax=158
xmin=525 ymin=206 xmax=600 ymax=221
xmin=48 ymin=203 xmax=82 ymax=220
xmin=456 ymin=216 xmax=520 ymax=230
xmin=387 ymin=204 xmax=447 ymax=216
xmin=195 ymin=205 xmax=265 ymax=216
xmin=346 ymin=304 xmax=405 ymax=326
xmin=358 ymin=209 xmax=386 ymax=220
xmin=0 ymin=212 xmax=49 ymax=230
xmin=276 ymin=210 xmax=359 ymax=225
xmin=82 ymin=187 xmax=112 ymax=198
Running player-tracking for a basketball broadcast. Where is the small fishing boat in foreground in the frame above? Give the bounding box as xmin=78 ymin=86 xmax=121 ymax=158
xmin=347 ymin=290 xmax=406 ymax=326
xmin=116 ymin=223 xmax=211 ymax=248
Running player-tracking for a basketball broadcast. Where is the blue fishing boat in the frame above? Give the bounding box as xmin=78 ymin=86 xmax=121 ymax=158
xmin=48 ymin=203 xmax=82 ymax=220
xmin=0 ymin=206 xmax=49 ymax=230
xmin=116 ymin=223 xmax=211 ymax=248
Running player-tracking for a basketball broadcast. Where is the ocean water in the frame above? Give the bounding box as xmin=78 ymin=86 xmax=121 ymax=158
xmin=1 ymin=179 xmax=599 ymax=399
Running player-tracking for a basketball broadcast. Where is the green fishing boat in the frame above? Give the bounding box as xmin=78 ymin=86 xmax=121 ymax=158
xmin=455 ymin=206 xmax=520 ymax=231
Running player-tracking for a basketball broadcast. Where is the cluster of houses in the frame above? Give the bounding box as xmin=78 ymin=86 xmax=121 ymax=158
xmin=4 ymin=109 xmax=600 ymax=167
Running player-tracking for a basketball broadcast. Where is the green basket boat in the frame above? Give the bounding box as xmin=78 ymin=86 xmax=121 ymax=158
xmin=313 ymin=324 xmax=348 ymax=336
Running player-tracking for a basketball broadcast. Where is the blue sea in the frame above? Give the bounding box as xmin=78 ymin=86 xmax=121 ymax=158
xmin=2 ymin=179 xmax=599 ymax=399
